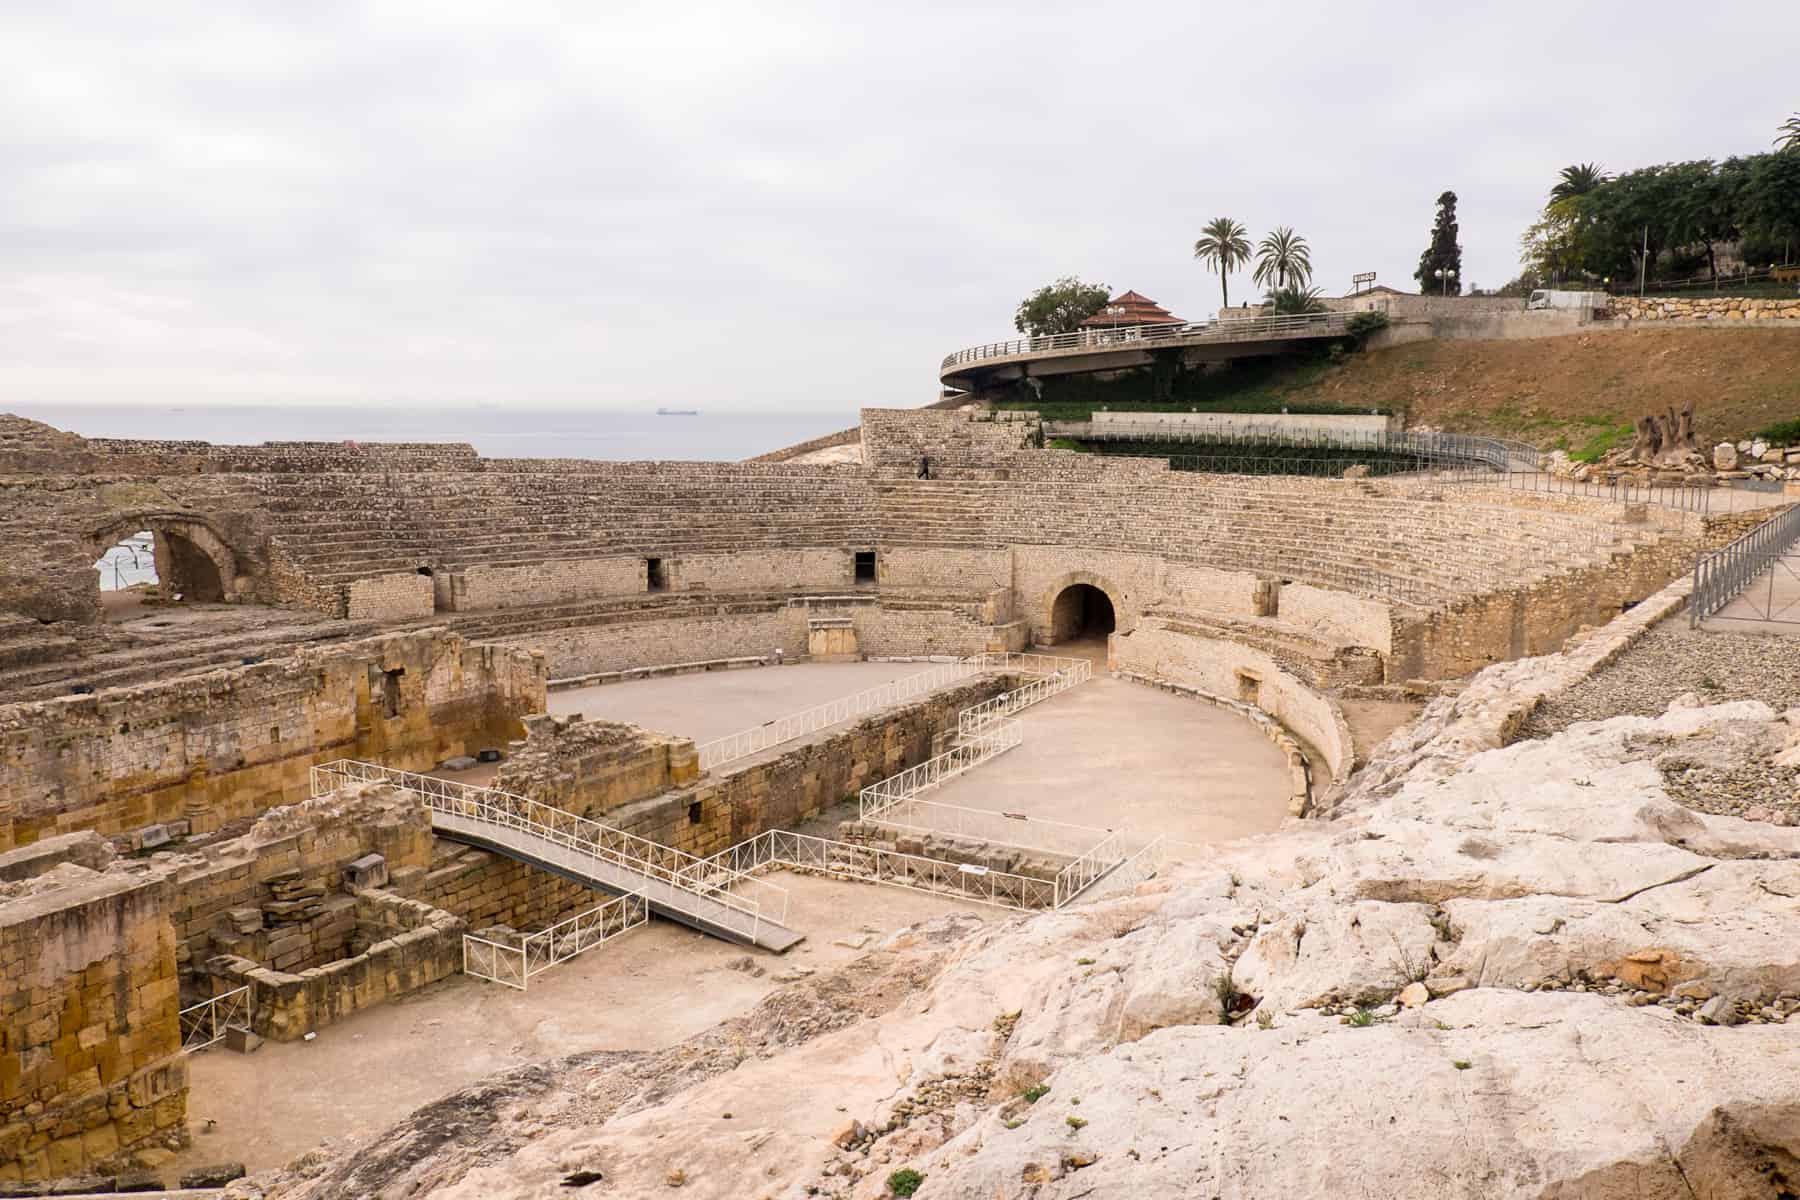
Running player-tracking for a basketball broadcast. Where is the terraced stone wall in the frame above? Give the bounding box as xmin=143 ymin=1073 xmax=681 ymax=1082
xmin=0 ymin=629 xmax=545 ymax=850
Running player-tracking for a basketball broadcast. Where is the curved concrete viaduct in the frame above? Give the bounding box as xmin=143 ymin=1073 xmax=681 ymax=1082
xmin=938 ymin=312 xmax=1353 ymax=394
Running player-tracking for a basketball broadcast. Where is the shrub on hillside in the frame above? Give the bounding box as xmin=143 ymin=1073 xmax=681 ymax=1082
xmin=1755 ymin=418 xmax=1800 ymax=444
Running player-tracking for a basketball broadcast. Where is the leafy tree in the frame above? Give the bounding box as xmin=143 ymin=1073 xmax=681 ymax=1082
xmin=1778 ymin=113 xmax=1800 ymax=153
xmin=1013 ymin=276 xmax=1110 ymax=336
xmin=1192 ymin=217 xmax=1252 ymax=309
xmin=1743 ymin=150 xmax=1800 ymax=251
xmin=1549 ymin=163 xmax=1609 ymax=208
xmin=1265 ymin=283 xmax=1325 ymax=314
xmin=1414 ymin=191 xmax=1463 ymax=295
xmin=1252 ymin=227 xmax=1313 ymax=291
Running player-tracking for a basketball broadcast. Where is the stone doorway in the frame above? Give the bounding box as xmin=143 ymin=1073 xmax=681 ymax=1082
xmin=1050 ymin=583 xmax=1116 ymax=643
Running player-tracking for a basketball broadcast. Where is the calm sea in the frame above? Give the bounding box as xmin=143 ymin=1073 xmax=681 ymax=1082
xmin=10 ymin=404 xmax=861 ymax=462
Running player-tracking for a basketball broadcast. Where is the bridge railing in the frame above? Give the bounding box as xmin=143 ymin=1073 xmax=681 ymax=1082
xmin=179 ymin=986 xmax=252 ymax=1053
xmin=941 ymin=312 xmax=1352 ymax=370
xmin=1690 ymin=502 xmax=1800 ymax=626
xmin=310 ymin=760 xmax=789 ymax=938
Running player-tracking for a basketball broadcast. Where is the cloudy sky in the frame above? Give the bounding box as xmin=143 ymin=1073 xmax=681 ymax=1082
xmin=4 ymin=1 xmax=1797 ymax=416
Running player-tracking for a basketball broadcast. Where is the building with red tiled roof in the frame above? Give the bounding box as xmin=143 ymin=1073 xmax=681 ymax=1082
xmin=1081 ymin=290 xmax=1182 ymax=327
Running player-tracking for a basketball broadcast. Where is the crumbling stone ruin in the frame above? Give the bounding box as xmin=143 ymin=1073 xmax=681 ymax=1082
xmin=3 ymin=406 xmax=1798 ymax=1195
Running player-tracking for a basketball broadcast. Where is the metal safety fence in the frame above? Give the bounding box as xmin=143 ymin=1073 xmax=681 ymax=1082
xmin=463 ymin=891 xmax=650 ymax=990
xmin=179 ymin=985 xmax=252 ymax=1053
xmin=1495 ymin=469 xmax=1789 ymax=515
xmin=1691 ymin=503 xmax=1800 ymax=627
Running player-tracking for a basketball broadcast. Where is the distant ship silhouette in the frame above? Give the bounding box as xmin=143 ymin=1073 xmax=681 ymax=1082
xmin=656 ymin=407 xmax=700 ymax=416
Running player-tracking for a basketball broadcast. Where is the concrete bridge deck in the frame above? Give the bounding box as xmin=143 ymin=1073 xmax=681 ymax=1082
xmin=938 ymin=312 xmax=1353 ymax=392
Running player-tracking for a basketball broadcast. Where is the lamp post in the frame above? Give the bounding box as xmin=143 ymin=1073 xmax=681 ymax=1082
xmin=1434 ymin=267 xmax=1457 ymax=297
xmin=1105 ymin=303 xmax=1125 ymax=342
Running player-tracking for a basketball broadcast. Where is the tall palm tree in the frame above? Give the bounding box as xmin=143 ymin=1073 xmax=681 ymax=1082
xmin=1193 ymin=217 xmax=1252 ymax=309
xmin=1779 ymin=113 xmax=1800 ymax=152
xmin=1549 ymin=162 xmax=1608 ymax=206
xmin=1252 ymin=227 xmax=1312 ymax=291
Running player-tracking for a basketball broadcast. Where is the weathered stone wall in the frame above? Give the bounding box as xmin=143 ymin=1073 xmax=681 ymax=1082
xmin=0 ymin=629 xmax=544 ymax=850
xmin=1111 ymin=618 xmax=1354 ymax=789
xmin=402 ymin=844 xmax=604 ymax=934
xmin=458 ymin=557 xmax=648 ymax=612
xmin=346 ymin=571 xmax=435 ymax=620
xmin=860 ymin=408 xmax=1034 ymax=478
xmin=1278 ymin=584 xmax=1393 ymax=655
xmin=1608 ymin=296 xmax=1800 ymax=323
xmin=211 ymin=890 xmax=462 ymax=1041
xmin=507 ymin=677 xmax=1011 ymax=861
xmin=0 ymin=873 xmax=186 ymax=1184
xmin=501 ymin=608 xmax=807 ymax=679
xmin=495 ymin=715 xmax=697 ymax=820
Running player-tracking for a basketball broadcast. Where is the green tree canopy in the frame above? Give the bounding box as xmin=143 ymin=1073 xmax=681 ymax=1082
xmin=1778 ymin=113 xmax=1800 ymax=153
xmin=1252 ymin=227 xmax=1312 ymax=291
xmin=1193 ymin=217 xmax=1252 ymax=309
xmin=1265 ymin=283 xmax=1325 ymax=315
xmin=1414 ymin=190 xmax=1463 ymax=295
xmin=1549 ymin=163 xmax=1609 ymax=208
xmin=1013 ymin=277 xmax=1111 ymax=336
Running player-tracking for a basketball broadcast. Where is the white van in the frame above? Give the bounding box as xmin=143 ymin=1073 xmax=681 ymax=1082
xmin=1526 ymin=289 xmax=1603 ymax=312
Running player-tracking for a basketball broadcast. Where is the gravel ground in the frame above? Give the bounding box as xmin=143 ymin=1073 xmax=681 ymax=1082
xmin=1520 ymin=624 xmax=1800 ymax=738
xmin=1520 ymin=622 xmax=1800 ymax=825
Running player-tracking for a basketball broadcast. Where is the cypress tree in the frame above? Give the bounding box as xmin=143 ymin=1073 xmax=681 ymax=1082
xmin=1414 ymin=191 xmax=1463 ymax=295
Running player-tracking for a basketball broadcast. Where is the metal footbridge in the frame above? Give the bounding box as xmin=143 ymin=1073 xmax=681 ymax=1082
xmin=939 ymin=312 xmax=1354 ymax=392
xmin=310 ymin=761 xmax=805 ymax=953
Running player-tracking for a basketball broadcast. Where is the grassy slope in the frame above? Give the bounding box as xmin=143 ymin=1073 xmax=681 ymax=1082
xmin=1294 ymin=327 xmax=1800 ymax=452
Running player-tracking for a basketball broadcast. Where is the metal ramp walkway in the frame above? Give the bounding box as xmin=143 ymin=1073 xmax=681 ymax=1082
xmin=311 ymin=760 xmax=804 ymax=954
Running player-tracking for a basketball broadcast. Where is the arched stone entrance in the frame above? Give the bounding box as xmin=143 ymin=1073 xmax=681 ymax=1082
xmin=1049 ymin=582 xmax=1117 ymax=643
xmin=89 ymin=514 xmax=241 ymax=606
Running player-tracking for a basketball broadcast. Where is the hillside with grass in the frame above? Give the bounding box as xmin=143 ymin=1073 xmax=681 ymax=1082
xmin=996 ymin=326 xmax=1800 ymax=457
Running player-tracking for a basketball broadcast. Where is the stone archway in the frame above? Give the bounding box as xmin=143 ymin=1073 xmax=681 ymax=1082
xmin=90 ymin=514 xmax=242 ymax=605
xmin=1042 ymin=572 xmax=1124 ymax=645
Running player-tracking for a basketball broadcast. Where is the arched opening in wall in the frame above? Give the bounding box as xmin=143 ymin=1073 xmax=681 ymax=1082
xmin=94 ymin=531 xmax=157 ymax=617
xmin=1050 ymin=584 xmax=1116 ymax=643
xmin=160 ymin=531 xmax=227 ymax=602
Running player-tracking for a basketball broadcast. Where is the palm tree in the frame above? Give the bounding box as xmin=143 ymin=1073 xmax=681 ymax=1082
xmin=1193 ymin=218 xmax=1252 ymax=309
xmin=1549 ymin=162 xmax=1608 ymax=206
xmin=1779 ymin=113 xmax=1800 ymax=152
xmin=1252 ymin=227 xmax=1312 ymax=291
xmin=1265 ymin=284 xmax=1325 ymax=315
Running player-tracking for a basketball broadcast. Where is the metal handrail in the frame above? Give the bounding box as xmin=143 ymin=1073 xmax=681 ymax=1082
xmin=866 ymin=795 xmax=1116 ymax=859
xmin=1691 ymin=503 xmax=1800 ymax=626
xmin=463 ymin=891 xmax=650 ymax=990
xmin=941 ymin=312 xmax=1352 ymax=371
xmin=1495 ymin=469 xmax=1789 ymax=515
xmin=310 ymin=760 xmax=788 ymax=940
xmin=179 ymin=986 xmax=252 ymax=1053
xmin=1048 ymin=423 xmax=1531 ymax=472
xmin=858 ymin=722 xmax=1023 ymax=820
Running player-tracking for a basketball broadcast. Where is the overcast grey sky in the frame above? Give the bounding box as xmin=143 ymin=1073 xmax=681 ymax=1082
xmin=4 ymin=2 xmax=1796 ymax=413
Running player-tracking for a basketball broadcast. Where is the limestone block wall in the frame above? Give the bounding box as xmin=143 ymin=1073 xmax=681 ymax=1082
xmin=1608 ymin=296 xmax=1800 ymax=323
xmin=495 ymin=715 xmax=698 ymax=820
xmin=401 ymin=845 xmax=605 ymax=934
xmin=165 ymin=784 xmax=436 ymax=974
xmin=1162 ymin=565 xmax=1262 ymax=618
xmin=675 ymin=549 xmax=860 ymax=593
xmin=1278 ymin=584 xmax=1393 ymax=655
xmin=877 ymin=547 xmax=1012 ymax=593
xmin=1011 ymin=546 xmax=1163 ymax=642
xmin=346 ymin=571 xmax=435 ymax=620
xmin=0 ymin=874 xmax=186 ymax=1184
xmin=457 ymin=557 xmax=648 ymax=611
xmin=531 ymin=677 xmax=1011 ymax=860
xmin=502 ymin=608 xmax=808 ymax=678
xmin=211 ymin=891 xmax=462 ymax=1041
xmin=861 ymin=408 xmax=1034 ymax=477
xmin=1111 ymin=619 xmax=1354 ymax=787
xmin=852 ymin=604 xmax=1020 ymax=659
xmin=0 ymin=630 xmax=545 ymax=850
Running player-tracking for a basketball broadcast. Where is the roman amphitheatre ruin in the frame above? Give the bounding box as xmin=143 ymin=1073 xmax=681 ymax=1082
xmin=4 ymin=312 xmax=1800 ymax=1198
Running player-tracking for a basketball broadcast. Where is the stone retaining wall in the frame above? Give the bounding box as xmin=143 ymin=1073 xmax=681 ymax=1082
xmin=1607 ymin=296 xmax=1800 ymax=322
xmin=0 ymin=873 xmax=186 ymax=1184
xmin=0 ymin=629 xmax=544 ymax=851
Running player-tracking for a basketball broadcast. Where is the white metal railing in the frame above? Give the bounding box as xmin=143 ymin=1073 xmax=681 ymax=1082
xmin=1079 ymin=836 xmax=1167 ymax=901
xmin=1055 ymin=829 xmax=1128 ymax=907
xmin=685 ymin=828 xmax=1058 ymax=910
xmin=463 ymin=891 xmax=650 ymax=990
xmin=179 ymin=985 xmax=252 ymax=1053
xmin=858 ymin=723 xmax=1023 ymax=821
xmin=958 ymin=658 xmax=1090 ymax=738
xmin=941 ymin=312 xmax=1351 ymax=371
xmin=696 ymin=657 xmax=987 ymax=771
xmin=311 ymin=760 xmax=789 ymax=944
xmin=696 ymin=652 xmax=1090 ymax=774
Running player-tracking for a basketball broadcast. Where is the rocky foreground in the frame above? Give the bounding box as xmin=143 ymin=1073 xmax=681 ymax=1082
xmin=231 ymin=613 xmax=1800 ymax=1198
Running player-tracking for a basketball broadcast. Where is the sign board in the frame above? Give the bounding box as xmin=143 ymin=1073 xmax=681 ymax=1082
xmin=1351 ymin=272 xmax=1377 ymax=294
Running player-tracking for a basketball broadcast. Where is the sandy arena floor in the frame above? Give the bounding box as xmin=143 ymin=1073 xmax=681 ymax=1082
xmin=918 ymin=672 xmax=1293 ymax=860
xmin=547 ymin=660 xmax=942 ymax=743
xmin=173 ymin=873 xmax=985 ymax=1176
